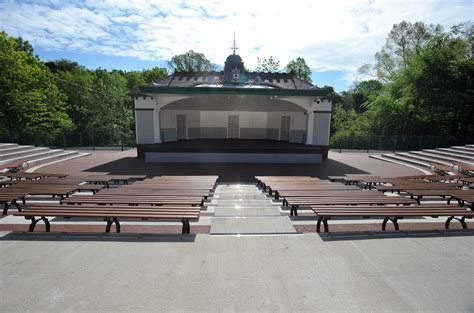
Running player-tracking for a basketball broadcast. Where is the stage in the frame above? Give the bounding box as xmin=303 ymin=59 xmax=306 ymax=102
xmin=144 ymin=139 xmax=323 ymax=164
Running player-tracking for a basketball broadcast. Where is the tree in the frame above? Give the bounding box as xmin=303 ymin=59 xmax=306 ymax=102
xmin=0 ymin=32 xmax=72 ymax=143
xmin=360 ymin=21 xmax=443 ymax=82
xmin=255 ymin=56 xmax=280 ymax=73
xmin=168 ymin=50 xmax=213 ymax=72
xmin=142 ymin=67 xmax=168 ymax=84
xmin=285 ymin=57 xmax=312 ymax=82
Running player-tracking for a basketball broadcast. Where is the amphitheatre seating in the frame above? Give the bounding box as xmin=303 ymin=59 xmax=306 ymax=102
xmin=0 ymin=159 xmax=29 ymax=173
xmin=13 ymin=204 xmax=200 ymax=234
xmin=62 ymin=175 xmax=218 ymax=207
xmin=286 ymin=197 xmax=416 ymax=216
xmin=455 ymin=163 xmax=474 ymax=176
xmin=1 ymin=194 xmax=25 ymax=214
xmin=5 ymin=172 xmax=44 ymax=180
xmin=62 ymin=195 xmax=205 ymax=206
xmin=311 ymin=205 xmax=474 ymax=232
xmin=431 ymin=163 xmax=453 ymax=175
xmin=375 ymin=182 xmax=462 ymax=193
xmin=459 ymin=177 xmax=474 ymax=185
xmin=405 ymin=189 xmax=474 ymax=205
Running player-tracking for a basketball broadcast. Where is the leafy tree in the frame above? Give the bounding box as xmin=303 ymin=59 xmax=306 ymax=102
xmin=255 ymin=56 xmax=280 ymax=73
xmin=360 ymin=21 xmax=443 ymax=82
xmin=0 ymin=31 xmax=72 ymax=143
xmin=168 ymin=50 xmax=214 ymax=72
xmin=285 ymin=57 xmax=312 ymax=82
xmin=142 ymin=67 xmax=168 ymax=84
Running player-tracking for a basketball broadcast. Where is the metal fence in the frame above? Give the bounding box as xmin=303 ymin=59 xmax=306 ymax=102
xmin=0 ymin=130 xmax=136 ymax=151
xmin=330 ymin=135 xmax=474 ymax=152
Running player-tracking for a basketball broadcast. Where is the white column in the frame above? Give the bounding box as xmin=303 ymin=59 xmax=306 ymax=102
xmin=153 ymin=109 xmax=162 ymax=143
xmin=305 ymin=111 xmax=315 ymax=145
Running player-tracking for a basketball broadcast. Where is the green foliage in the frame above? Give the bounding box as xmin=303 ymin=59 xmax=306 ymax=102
xmin=0 ymin=31 xmax=170 ymax=145
xmin=255 ymin=56 xmax=280 ymax=73
xmin=0 ymin=31 xmax=72 ymax=143
xmin=333 ymin=22 xmax=474 ymax=145
xmin=360 ymin=21 xmax=443 ymax=81
xmin=168 ymin=50 xmax=214 ymax=72
xmin=285 ymin=57 xmax=312 ymax=82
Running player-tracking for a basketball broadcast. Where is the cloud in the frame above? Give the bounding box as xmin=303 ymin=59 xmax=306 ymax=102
xmin=0 ymin=0 xmax=471 ymax=86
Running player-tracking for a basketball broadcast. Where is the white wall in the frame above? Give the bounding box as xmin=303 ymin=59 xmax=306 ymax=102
xmin=135 ymin=110 xmax=155 ymax=144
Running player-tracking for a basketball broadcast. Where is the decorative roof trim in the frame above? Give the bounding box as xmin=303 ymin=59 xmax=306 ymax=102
xmin=138 ymin=86 xmax=329 ymax=97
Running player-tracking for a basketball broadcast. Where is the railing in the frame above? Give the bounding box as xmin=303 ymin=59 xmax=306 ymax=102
xmin=0 ymin=130 xmax=136 ymax=151
xmin=330 ymin=135 xmax=474 ymax=153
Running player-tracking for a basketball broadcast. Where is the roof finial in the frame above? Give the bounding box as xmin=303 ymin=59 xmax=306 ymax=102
xmin=231 ymin=32 xmax=238 ymax=54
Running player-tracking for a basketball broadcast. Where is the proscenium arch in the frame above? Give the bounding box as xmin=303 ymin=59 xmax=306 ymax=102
xmin=160 ymin=94 xmax=307 ymax=112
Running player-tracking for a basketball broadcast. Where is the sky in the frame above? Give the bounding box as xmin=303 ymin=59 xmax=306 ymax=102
xmin=0 ymin=0 xmax=472 ymax=91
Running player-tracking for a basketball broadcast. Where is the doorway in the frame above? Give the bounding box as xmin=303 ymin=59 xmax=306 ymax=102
xmin=228 ymin=115 xmax=239 ymax=138
xmin=177 ymin=114 xmax=187 ymax=140
xmin=280 ymin=116 xmax=290 ymax=141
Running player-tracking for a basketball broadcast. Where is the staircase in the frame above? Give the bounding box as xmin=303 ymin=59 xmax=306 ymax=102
xmin=209 ymin=183 xmax=297 ymax=235
xmin=370 ymin=144 xmax=474 ymax=173
xmin=0 ymin=143 xmax=89 ymax=171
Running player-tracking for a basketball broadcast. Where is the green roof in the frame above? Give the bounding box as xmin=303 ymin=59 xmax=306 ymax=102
xmin=138 ymin=86 xmax=329 ymax=97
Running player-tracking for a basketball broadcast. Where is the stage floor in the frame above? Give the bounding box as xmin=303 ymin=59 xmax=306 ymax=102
xmin=145 ymin=139 xmax=322 ymax=154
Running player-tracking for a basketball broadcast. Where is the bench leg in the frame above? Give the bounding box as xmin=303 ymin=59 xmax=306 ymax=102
xmin=382 ymin=217 xmax=400 ymax=231
xmin=290 ymin=205 xmax=298 ymax=216
xmin=316 ymin=217 xmax=329 ymax=232
xmin=445 ymin=216 xmax=467 ymax=230
xmin=181 ymin=219 xmax=190 ymax=234
xmin=26 ymin=216 xmax=50 ymax=232
xmin=2 ymin=203 xmax=8 ymax=215
xmin=105 ymin=218 xmax=121 ymax=233
xmin=275 ymin=191 xmax=279 ymax=200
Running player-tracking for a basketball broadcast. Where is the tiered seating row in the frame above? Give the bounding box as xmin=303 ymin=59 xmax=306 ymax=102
xmin=1 ymin=174 xmax=218 ymax=234
xmin=256 ymin=175 xmax=473 ymax=232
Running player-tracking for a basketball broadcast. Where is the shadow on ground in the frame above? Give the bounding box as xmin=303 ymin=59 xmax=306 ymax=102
xmin=0 ymin=232 xmax=197 ymax=243
xmin=318 ymin=229 xmax=474 ymax=241
xmin=84 ymin=157 xmax=369 ymax=182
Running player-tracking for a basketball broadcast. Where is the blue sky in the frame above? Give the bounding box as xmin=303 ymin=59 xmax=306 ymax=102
xmin=1 ymin=0 xmax=472 ymax=91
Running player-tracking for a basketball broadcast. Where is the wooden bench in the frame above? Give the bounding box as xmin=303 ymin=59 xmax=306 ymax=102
xmin=431 ymin=163 xmax=453 ymax=175
xmin=6 ymin=172 xmax=44 ymax=180
xmin=286 ymin=197 xmax=417 ymax=216
xmin=0 ymin=159 xmax=29 ymax=173
xmin=311 ymin=205 xmax=474 ymax=232
xmin=405 ymin=189 xmax=474 ymax=205
xmin=376 ymin=183 xmax=462 ymax=193
xmin=13 ymin=204 xmax=200 ymax=234
xmin=61 ymin=195 xmax=204 ymax=206
xmin=278 ymin=190 xmax=381 ymax=206
xmin=1 ymin=194 xmax=26 ymax=214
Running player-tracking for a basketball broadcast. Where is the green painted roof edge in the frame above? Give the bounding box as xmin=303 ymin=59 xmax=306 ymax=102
xmin=138 ymin=86 xmax=329 ymax=97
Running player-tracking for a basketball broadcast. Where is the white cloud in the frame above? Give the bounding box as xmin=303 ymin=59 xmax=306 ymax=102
xmin=0 ymin=0 xmax=471 ymax=86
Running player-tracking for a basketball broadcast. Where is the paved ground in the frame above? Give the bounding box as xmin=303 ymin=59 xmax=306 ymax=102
xmin=2 ymin=149 xmax=473 ymax=312
xmin=1 ymin=231 xmax=473 ymax=312
xmin=36 ymin=149 xmax=423 ymax=181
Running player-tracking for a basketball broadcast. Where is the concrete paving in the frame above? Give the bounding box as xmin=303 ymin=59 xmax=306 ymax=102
xmin=210 ymin=217 xmax=297 ymax=234
xmin=1 ymin=231 xmax=473 ymax=312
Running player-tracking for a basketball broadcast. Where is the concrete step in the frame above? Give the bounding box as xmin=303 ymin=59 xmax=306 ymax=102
xmin=380 ymin=153 xmax=431 ymax=168
xmin=0 ymin=145 xmax=36 ymax=155
xmin=0 ymin=147 xmax=49 ymax=161
xmin=450 ymin=146 xmax=474 ymax=153
xmin=423 ymin=149 xmax=474 ymax=162
xmin=369 ymin=155 xmax=432 ymax=174
xmin=437 ymin=148 xmax=474 ymax=157
xmin=408 ymin=151 xmax=471 ymax=165
xmin=0 ymin=143 xmax=18 ymax=150
xmin=395 ymin=152 xmax=452 ymax=166
xmin=25 ymin=151 xmax=80 ymax=167
xmin=0 ymin=149 xmax=67 ymax=165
